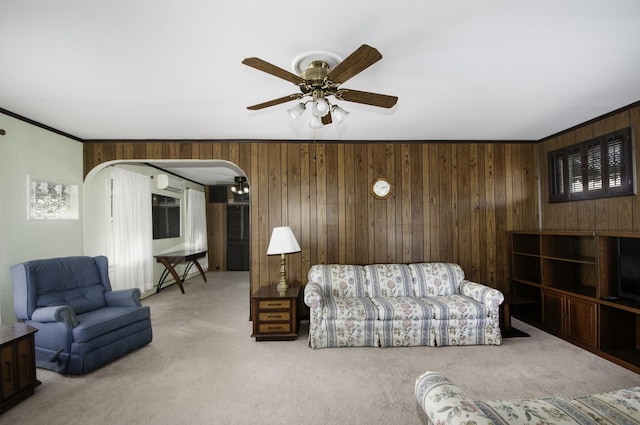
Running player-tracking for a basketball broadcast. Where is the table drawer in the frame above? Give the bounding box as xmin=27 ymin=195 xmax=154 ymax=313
xmin=258 ymin=311 xmax=290 ymax=322
xmin=258 ymin=299 xmax=290 ymax=309
xmin=258 ymin=323 xmax=291 ymax=333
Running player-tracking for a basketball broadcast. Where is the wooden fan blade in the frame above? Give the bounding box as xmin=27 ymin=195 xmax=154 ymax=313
xmin=327 ymin=44 xmax=383 ymax=84
xmin=322 ymin=112 xmax=332 ymax=125
xmin=242 ymin=57 xmax=305 ymax=85
xmin=247 ymin=94 xmax=301 ymax=110
xmin=336 ymin=89 xmax=398 ymax=108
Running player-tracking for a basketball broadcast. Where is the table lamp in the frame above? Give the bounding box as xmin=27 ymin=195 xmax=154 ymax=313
xmin=266 ymin=226 xmax=301 ymax=292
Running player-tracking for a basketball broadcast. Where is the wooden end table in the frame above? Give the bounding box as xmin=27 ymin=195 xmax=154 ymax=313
xmin=251 ymin=283 xmax=300 ymax=341
xmin=0 ymin=323 xmax=39 ymax=414
xmin=500 ymin=294 xmax=532 ymax=338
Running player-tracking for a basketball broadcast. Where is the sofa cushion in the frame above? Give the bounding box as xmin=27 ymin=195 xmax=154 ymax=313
xmin=476 ymin=398 xmax=600 ymax=425
xmin=416 ymin=371 xmax=494 ymax=425
xmin=424 ymin=295 xmax=490 ymax=319
xmin=27 ymin=256 xmax=104 ymax=292
xmin=73 ymin=306 xmax=151 ymax=343
xmin=37 ymin=284 xmax=106 ymax=314
xmin=409 ymin=263 xmax=465 ymax=297
xmin=571 ymin=386 xmax=640 ymax=425
xmin=71 ymin=318 xmax=152 ymax=354
xmin=324 ymin=297 xmax=377 ymax=321
xmin=371 ymin=297 xmax=433 ymax=320
xmin=308 ymin=264 xmax=367 ymax=298
xmin=28 ymin=256 xmax=108 ymax=314
xmin=364 ymin=264 xmax=412 ymax=297
xmin=416 ymin=371 xmax=640 ymax=425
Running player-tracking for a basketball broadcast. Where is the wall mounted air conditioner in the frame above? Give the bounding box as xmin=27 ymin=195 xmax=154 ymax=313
xmin=156 ymin=174 xmax=183 ymax=194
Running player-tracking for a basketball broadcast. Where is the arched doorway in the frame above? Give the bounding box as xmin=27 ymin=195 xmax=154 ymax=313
xmin=83 ymin=159 xmax=250 ymax=291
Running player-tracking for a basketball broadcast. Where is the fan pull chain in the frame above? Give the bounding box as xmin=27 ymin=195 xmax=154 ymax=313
xmin=313 ymin=126 xmax=317 ymax=161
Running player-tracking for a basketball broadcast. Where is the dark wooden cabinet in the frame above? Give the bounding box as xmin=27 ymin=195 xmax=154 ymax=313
xmin=0 ymin=324 xmax=39 ymax=414
xmin=510 ymin=231 xmax=640 ymax=374
xmin=542 ymin=290 xmax=597 ymax=348
xmin=541 ymin=290 xmax=565 ymax=335
xmin=251 ymin=284 xmax=300 ymax=341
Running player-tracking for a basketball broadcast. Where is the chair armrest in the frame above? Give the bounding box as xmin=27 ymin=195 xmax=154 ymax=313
xmin=105 ymin=288 xmax=142 ymax=307
xmin=415 ymin=371 xmax=493 ymax=425
xmin=31 ymin=306 xmax=78 ymax=328
xmin=460 ymin=280 xmax=504 ymax=317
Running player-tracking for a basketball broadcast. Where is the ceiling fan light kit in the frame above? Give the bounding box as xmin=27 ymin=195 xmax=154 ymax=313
xmin=230 ymin=176 xmax=249 ymax=194
xmin=242 ymin=44 xmax=398 ymax=130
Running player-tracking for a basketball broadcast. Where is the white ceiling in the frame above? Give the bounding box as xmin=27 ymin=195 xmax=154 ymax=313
xmin=1 ymin=1 xmax=639 ymax=146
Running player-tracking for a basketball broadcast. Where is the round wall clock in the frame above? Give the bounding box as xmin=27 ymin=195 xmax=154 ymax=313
xmin=371 ymin=177 xmax=392 ymax=199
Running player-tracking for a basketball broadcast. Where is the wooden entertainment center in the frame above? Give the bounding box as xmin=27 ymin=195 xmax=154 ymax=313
xmin=510 ymin=231 xmax=640 ymax=374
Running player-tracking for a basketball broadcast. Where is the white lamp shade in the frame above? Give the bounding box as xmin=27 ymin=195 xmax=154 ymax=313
xmin=332 ymin=105 xmax=349 ymax=123
xmin=266 ymin=226 xmax=301 ymax=255
xmin=309 ymin=115 xmax=323 ymax=129
xmin=287 ymin=103 xmax=306 ymax=119
xmin=312 ymin=97 xmax=330 ymax=117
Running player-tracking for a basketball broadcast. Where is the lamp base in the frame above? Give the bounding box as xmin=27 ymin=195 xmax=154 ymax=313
xmin=277 ymin=253 xmax=289 ymax=292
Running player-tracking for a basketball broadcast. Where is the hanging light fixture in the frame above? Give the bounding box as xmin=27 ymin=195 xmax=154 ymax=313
xmin=288 ymin=96 xmax=349 ymax=128
xmin=287 ymin=85 xmax=350 ymax=128
xmin=242 ymin=47 xmax=398 ymax=131
xmin=230 ymin=176 xmax=249 ymax=194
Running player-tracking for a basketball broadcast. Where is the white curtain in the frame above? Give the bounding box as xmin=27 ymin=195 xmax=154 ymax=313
xmin=185 ymin=188 xmax=208 ymax=269
xmin=111 ymin=167 xmax=154 ymax=291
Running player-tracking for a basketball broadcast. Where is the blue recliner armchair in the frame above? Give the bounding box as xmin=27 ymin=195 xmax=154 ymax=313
xmin=11 ymin=255 xmax=152 ymax=375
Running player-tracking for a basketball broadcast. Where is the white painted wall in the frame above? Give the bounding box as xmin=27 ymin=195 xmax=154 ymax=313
xmin=0 ymin=114 xmax=84 ymax=324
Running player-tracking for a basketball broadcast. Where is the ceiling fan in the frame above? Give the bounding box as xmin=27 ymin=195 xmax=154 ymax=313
xmin=241 ymin=44 xmax=398 ymax=127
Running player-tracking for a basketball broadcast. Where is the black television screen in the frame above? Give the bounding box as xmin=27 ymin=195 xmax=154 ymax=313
xmin=617 ymin=237 xmax=640 ymax=302
xmin=152 ymin=194 xmax=181 ymax=239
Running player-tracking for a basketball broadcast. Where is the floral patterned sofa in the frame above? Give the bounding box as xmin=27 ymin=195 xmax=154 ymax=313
xmin=303 ymin=263 xmax=503 ymax=349
xmin=415 ymin=370 xmax=640 ymax=425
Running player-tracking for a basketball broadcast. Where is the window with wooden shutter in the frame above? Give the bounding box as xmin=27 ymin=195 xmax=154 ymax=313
xmin=548 ymin=127 xmax=634 ymax=203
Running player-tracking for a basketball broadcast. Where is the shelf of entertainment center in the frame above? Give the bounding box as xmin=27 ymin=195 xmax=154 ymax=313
xmin=542 ymin=255 xmax=595 ymax=264
xmin=599 ymin=297 xmax=640 ymax=313
xmin=510 ymin=231 xmax=640 ymax=374
xmin=598 ymin=303 xmax=640 ymax=373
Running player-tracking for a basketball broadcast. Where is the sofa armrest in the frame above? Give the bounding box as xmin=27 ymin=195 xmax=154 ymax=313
xmin=304 ymin=282 xmax=324 ymax=319
xmin=415 ymin=371 xmax=493 ymax=425
xmin=105 ymin=288 xmax=142 ymax=307
xmin=31 ymin=305 xmax=78 ymax=328
xmin=460 ymin=280 xmax=504 ymax=316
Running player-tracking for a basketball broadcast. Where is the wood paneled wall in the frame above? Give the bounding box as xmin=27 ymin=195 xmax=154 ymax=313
xmin=539 ymin=104 xmax=640 ymax=232
xmin=83 ymin=141 xmax=540 ymax=294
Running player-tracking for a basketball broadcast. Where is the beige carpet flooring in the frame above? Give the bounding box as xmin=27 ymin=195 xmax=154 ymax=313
xmin=4 ymin=271 xmax=640 ymax=425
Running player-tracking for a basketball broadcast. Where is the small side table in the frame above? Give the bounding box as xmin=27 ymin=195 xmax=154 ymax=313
xmin=500 ymin=294 xmax=533 ymax=338
xmin=0 ymin=323 xmax=39 ymax=414
xmin=251 ymin=284 xmax=300 ymax=341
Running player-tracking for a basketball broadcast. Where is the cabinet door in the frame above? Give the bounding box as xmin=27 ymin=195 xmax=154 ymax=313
xmin=0 ymin=345 xmax=17 ymax=400
xmin=542 ymin=291 xmax=565 ymax=335
xmin=566 ymin=296 xmax=597 ymax=348
xmin=16 ymin=337 xmax=35 ymax=391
